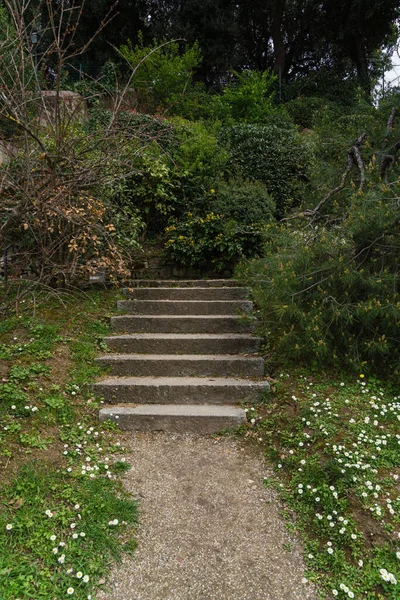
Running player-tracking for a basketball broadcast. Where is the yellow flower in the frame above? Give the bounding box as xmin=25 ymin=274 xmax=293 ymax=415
xmin=359 ymin=374 xmax=365 ymax=379
xmin=210 ymin=189 xmax=215 ymax=194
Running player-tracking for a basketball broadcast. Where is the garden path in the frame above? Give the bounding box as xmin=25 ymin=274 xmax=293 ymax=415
xmin=97 ymin=432 xmax=318 ymax=600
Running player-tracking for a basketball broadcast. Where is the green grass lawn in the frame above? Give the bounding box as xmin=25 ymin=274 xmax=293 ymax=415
xmin=0 ymin=290 xmax=138 ymax=600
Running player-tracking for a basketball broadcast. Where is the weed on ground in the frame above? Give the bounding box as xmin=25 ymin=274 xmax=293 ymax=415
xmin=0 ymin=290 xmax=138 ymax=600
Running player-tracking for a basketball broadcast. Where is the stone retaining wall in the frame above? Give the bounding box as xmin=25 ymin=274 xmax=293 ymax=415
xmin=131 ymin=246 xmax=233 ymax=280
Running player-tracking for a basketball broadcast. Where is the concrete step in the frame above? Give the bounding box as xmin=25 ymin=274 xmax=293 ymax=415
xmin=123 ymin=287 xmax=247 ymax=300
xmin=99 ymin=404 xmax=247 ymax=433
xmin=127 ymin=279 xmax=239 ymax=288
xmin=110 ymin=315 xmax=255 ymax=334
xmin=93 ymin=376 xmax=269 ymax=404
xmin=103 ymin=333 xmax=262 ymax=355
xmin=116 ymin=299 xmax=253 ymax=315
xmin=95 ymin=354 xmax=264 ymax=377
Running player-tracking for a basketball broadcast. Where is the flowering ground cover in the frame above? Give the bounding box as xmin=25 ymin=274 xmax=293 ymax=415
xmin=0 ymin=291 xmax=137 ymax=600
xmin=2 ymin=287 xmax=399 ymax=600
xmin=246 ymin=372 xmax=400 ymax=599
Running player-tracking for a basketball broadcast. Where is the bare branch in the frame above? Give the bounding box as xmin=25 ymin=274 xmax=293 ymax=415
xmin=281 ymin=133 xmax=367 ymax=223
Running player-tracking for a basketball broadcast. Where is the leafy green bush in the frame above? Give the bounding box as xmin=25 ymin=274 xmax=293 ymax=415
xmin=303 ymin=100 xmax=379 ymax=211
xmin=170 ymin=118 xmax=230 ymax=213
xmin=70 ymin=61 xmax=120 ymax=106
xmin=220 ymin=123 xmax=311 ymax=217
xmin=86 ymin=110 xmax=177 ymax=238
xmin=165 ymin=212 xmax=266 ymax=271
xmin=103 ymin=150 xmax=176 ymax=238
xmin=86 ymin=112 xmax=229 ymax=240
xmin=93 ymin=115 xmax=228 ymax=238
xmin=211 ymin=70 xmax=277 ymax=124
xmin=118 ymin=37 xmax=207 ymax=117
xmin=210 ymin=178 xmax=275 ymax=224
xmin=86 ymin=109 xmax=176 ymax=149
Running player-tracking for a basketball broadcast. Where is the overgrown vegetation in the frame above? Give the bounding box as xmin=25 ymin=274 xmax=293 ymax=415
xmin=238 ymin=99 xmax=400 ymax=378
xmin=1 ymin=1 xmax=400 ymax=597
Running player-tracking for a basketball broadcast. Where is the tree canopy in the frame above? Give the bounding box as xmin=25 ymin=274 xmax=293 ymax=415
xmin=29 ymin=0 xmax=397 ymax=94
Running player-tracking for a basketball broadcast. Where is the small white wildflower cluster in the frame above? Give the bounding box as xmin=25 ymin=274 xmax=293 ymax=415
xmin=326 ymin=541 xmax=334 ymax=555
xmin=245 ymin=407 xmax=261 ymax=426
xmin=66 ymin=384 xmax=80 ymax=396
xmin=44 ymin=507 xmax=93 ymax=594
xmin=332 ymin=582 xmax=355 ymax=597
xmin=62 ymin=422 xmax=123 ymax=480
xmin=315 ymin=389 xmax=400 ymax=525
xmin=379 ymin=568 xmax=397 ymax=584
xmin=21 ymin=404 xmax=38 ymax=413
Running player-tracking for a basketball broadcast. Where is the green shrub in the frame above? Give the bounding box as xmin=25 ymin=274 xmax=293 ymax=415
xmin=70 ymin=61 xmax=120 ymax=106
xmin=211 ymin=70 xmax=277 ymax=124
xmin=104 ymin=151 xmax=177 ymax=238
xmin=96 ymin=116 xmax=228 ymax=238
xmin=282 ymin=69 xmax=360 ymax=107
xmin=238 ymin=184 xmax=400 ymax=377
xmin=118 ymin=37 xmax=207 ymax=117
xmin=210 ymin=178 xmax=275 ymax=224
xmin=86 ymin=109 xmax=176 ymax=150
xmin=169 ymin=118 xmax=230 ymax=214
xmin=165 ymin=212 xmax=266 ymax=271
xmin=220 ymin=123 xmax=311 ymax=217
xmin=88 ymin=111 xmax=178 ymax=238
xmin=303 ymin=101 xmax=379 ymax=210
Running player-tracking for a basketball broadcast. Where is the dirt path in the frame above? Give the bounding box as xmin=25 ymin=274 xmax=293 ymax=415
xmin=98 ymin=433 xmax=318 ymax=600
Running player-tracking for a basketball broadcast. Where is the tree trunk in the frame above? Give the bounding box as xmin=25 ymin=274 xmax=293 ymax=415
xmin=271 ymin=0 xmax=286 ymax=83
xmin=352 ymin=35 xmax=371 ymax=95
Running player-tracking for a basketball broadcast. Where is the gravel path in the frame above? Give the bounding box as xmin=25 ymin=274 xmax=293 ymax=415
xmin=98 ymin=433 xmax=318 ymax=600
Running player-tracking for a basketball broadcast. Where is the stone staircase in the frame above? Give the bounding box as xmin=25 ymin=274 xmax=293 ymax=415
xmin=93 ymin=280 xmax=269 ymax=433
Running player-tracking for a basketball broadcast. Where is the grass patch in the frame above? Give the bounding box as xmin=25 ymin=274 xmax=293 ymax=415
xmin=244 ymin=371 xmax=400 ymax=599
xmin=0 ymin=290 xmax=138 ymax=599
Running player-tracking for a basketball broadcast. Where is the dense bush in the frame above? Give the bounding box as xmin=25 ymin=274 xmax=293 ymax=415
xmin=220 ymin=123 xmax=311 ymax=217
xmin=211 ymin=70 xmax=277 ymax=124
xmin=93 ymin=116 xmax=229 ymax=238
xmin=302 ymin=100 xmax=381 ymax=212
xmin=210 ymin=178 xmax=275 ymax=224
xmin=70 ymin=61 xmax=121 ymax=106
xmin=170 ymin=119 xmax=229 ymax=213
xmin=118 ymin=37 xmax=209 ymax=118
xmin=282 ymin=69 xmax=360 ymax=107
xmin=164 ymin=212 xmax=267 ymax=272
